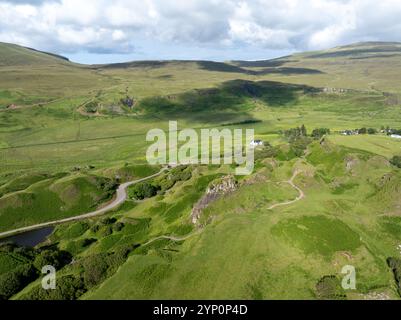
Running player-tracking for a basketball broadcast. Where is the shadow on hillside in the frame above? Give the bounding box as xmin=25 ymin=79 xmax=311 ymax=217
xmin=196 ymin=61 xmax=253 ymax=74
xmin=307 ymin=46 xmax=401 ymax=59
xmin=350 ymin=54 xmax=401 ymax=60
xmin=197 ymin=61 xmax=323 ymax=75
xmin=256 ymin=67 xmax=323 ymax=75
xmin=139 ymin=79 xmax=320 ymax=123
xmin=98 ymin=61 xmax=169 ymax=69
xmin=230 ymin=58 xmax=294 ymax=68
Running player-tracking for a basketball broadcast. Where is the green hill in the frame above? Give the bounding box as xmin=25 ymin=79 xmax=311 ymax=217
xmin=0 ymin=42 xmax=71 ymax=67
xmin=0 ymin=173 xmax=116 ymax=232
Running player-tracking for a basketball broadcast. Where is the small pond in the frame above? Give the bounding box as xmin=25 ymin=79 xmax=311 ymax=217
xmin=0 ymin=227 xmax=54 ymax=247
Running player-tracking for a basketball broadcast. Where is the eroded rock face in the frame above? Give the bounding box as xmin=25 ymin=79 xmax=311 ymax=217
xmin=345 ymin=155 xmax=359 ymax=174
xmin=191 ymin=175 xmax=237 ymax=225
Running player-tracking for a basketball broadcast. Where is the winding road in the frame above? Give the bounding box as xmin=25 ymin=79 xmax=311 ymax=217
xmin=0 ymin=167 xmax=305 ymax=247
xmin=0 ymin=168 xmax=167 ymax=239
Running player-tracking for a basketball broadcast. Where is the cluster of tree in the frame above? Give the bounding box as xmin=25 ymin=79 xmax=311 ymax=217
xmin=311 ymin=128 xmax=330 ymax=139
xmin=96 ymin=178 xmax=119 ymax=198
xmin=0 ymin=264 xmax=37 ymax=300
xmin=0 ymin=244 xmax=71 ymax=300
xmin=33 ymin=249 xmax=71 ymax=271
xmin=284 ymin=125 xmax=332 ymax=140
xmin=283 ymin=125 xmax=307 ymax=142
xmin=23 ymin=245 xmax=134 ymax=300
xmin=358 ymin=127 xmax=377 ymax=134
xmin=21 ymin=275 xmax=85 ymax=300
xmin=19 ymin=242 xmax=134 ymax=301
xmin=128 ymin=166 xmax=192 ymax=200
xmin=387 ymin=257 xmax=401 ymax=297
xmin=128 ymin=182 xmax=160 ymax=200
xmin=390 ymin=156 xmax=401 ymax=169
xmin=283 ymin=125 xmax=312 ymax=157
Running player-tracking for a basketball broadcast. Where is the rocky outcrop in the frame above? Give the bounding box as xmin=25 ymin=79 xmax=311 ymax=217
xmin=191 ymin=175 xmax=237 ymax=225
xmin=345 ymin=155 xmax=359 ymax=174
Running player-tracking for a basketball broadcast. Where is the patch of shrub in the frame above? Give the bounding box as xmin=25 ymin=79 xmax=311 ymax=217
xmin=283 ymin=125 xmax=313 ymax=157
xmin=0 ymin=264 xmax=37 ymax=300
xmin=84 ymin=101 xmax=98 ymax=113
xmin=390 ymin=156 xmax=401 ymax=169
xmin=254 ymin=143 xmax=278 ymax=160
xmin=81 ymin=253 xmax=109 ymax=288
xmin=290 ymin=136 xmax=312 ymax=157
xmin=33 ymin=249 xmax=72 ymax=270
xmin=97 ymin=178 xmax=118 ymax=197
xmin=21 ymin=275 xmax=85 ymax=300
xmin=315 ymin=275 xmax=346 ymax=300
xmin=128 ymin=182 xmax=160 ymax=200
xmin=0 ymin=243 xmax=17 ymax=253
xmin=80 ymin=249 xmax=131 ymax=288
xmin=155 ymin=165 xmax=192 ymax=192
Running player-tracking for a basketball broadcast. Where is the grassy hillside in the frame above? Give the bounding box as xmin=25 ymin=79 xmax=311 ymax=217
xmin=232 ymin=42 xmax=401 ymax=94
xmin=35 ymin=142 xmax=398 ymax=300
xmin=0 ymin=42 xmax=71 ymax=67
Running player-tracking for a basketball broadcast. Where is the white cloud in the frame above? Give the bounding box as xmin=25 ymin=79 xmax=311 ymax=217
xmin=0 ymin=0 xmax=401 ymax=59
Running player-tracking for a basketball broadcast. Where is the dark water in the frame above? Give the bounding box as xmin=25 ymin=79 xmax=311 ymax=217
xmin=0 ymin=227 xmax=54 ymax=247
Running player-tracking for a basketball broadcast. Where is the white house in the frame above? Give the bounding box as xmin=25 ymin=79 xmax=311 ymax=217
xmin=250 ymin=139 xmax=264 ymax=147
xmin=390 ymin=134 xmax=401 ymax=139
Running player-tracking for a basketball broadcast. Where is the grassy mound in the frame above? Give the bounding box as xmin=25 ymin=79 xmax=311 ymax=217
xmin=0 ymin=173 xmax=115 ymax=232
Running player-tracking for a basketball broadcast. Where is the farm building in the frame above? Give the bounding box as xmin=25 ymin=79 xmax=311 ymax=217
xmin=250 ymin=139 xmax=264 ymax=147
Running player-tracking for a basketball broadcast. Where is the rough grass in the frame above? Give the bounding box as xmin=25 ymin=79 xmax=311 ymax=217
xmin=271 ymin=216 xmax=362 ymax=258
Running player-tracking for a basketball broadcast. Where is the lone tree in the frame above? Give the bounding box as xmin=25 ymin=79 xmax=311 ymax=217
xmin=358 ymin=127 xmax=367 ymax=134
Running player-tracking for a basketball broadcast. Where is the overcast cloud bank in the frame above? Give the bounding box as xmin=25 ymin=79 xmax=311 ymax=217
xmin=1 ymin=0 xmax=400 ymax=62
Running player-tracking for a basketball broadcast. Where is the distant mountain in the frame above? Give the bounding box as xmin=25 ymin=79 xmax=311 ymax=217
xmin=1 ymin=41 xmax=401 ymax=96
xmin=230 ymin=42 xmax=401 ymax=93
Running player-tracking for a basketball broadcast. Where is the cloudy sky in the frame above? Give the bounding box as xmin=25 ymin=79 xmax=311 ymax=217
xmin=0 ymin=0 xmax=400 ymax=64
